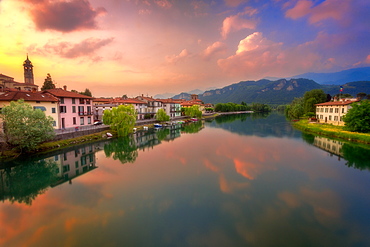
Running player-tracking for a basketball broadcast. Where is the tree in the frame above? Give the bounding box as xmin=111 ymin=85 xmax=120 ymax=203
xmin=41 ymin=73 xmax=55 ymax=90
xmin=80 ymin=88 xmax=92 ymax=97
xmin=183 ymin=105 xmax=202 ymax=118
xmin=1 ymin=99 xmax=55 ymax=152
xmin=103 ymin=104 xmax=137 ymax=137
xmin=155 ymin=108 xmax=170 ymax=122
xmin=285 ymin=97 xmax=304 ymax=119
xmin=343 ymin=100 xmax=370 ymax=133
xmin=303 ymin=89 xmax=327 ymax=114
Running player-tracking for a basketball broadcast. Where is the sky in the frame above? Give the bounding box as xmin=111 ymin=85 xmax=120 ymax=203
xmin=0 ymin=0 xmax=369 ymax=98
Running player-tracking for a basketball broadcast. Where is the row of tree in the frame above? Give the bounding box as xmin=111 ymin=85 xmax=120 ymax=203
xmin=214 ymin=102 xmax=271 ymax=112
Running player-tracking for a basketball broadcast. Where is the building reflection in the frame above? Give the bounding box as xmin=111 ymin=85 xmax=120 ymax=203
xmin=313 ymin=136 xmax=370 ymax=170
xmin=313 ymin=136 xmax=344 ymax=158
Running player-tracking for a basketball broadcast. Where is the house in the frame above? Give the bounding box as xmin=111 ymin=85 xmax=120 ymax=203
xmin=43 ymin=87 xmax=94 ymax=129
xmin=0 ymin=90 xmax=59 ymax=130
xmin=315 ymin=98 xmax=359 ymax=126
xmin=135 ymin=95 xmax=163 ymax=118
xmin=157 ymin=99 xmax=182 ymax=118
xmin=113 ymin=98 xmax=147 ymax=120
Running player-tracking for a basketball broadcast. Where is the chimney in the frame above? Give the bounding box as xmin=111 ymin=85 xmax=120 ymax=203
xmin=63 ymin=85 xmax=67 ymax=91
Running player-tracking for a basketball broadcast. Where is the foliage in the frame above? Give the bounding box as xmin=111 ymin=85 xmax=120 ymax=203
xmin=103 ymin=104 xmax=137 ymax=137
xmin=250 ymin=103 xmax=271 ymax=112
xmin=155 ymin=108 xmax=170 ymax=122
xmin=286 ymin=89 xmax=327 ymax=119
xmin=183 ymin=105 xmax=202 ymax=118
xmin=285 ymin=97 xmax=304 ymax=119
xmin=80 ymin=88 xmax=92 ymax=97
xmin=41 ymin=73 xmax=56 ymax=90
xmin=343 ymin=100 xmax=370 ymax=133
xmin=214 ymin=102 xmax=250 ymax=112
xmin=303 ymin=89 xmax=327 ymax=113
xmin=1 ymin=99 xmax=55 ymax=152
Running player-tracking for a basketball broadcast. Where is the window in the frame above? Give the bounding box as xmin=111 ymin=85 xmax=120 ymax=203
xmin=342 ymin=108 xmax=345 ymax=113
xmin=36 ymin=101 xmax=40 ymax=103
xmin=329 ymin=115 xmax=332 ymax=120
xmin=87 ymin=106 xmax=91 ymax=114
xmin=52 ymin=107 xmax=56 ymax=113
xmin=79 ymin=98 xmax=85 ymax=104
xmin=60 ymin=98 xmax=64 ymax=104
xmin=73 ymin=117 xmax=76 ymax=125
xmin=80 ymin=117 xmax=84 ymax=125
xmin=33 ymin=106 xmax=46 ymax=111
xmin=329 ymin=108 xmax=333 ymax=113
xmin=52 ymin=121 xmax=56 ymax=127
xmin=334 ymin=116 xmax=338 ymax=121
xmin=325 ymin=108 xmax=328 ymax=113
xmin=335 ymin=108 xmax=339 ymax=113
xmin=88 ymin=117 xmax=91 ymax=124
xmin=72 ymin=106 xmax=76 ymax=113
xmin=78 ymin=106 xmax=84 ymax=115
xmin=63 ymin=165 xmax=70 ymax=172
xmin=75 ymin=161 xmax=79 ymax=168
xmin=60 ymin=106 xmax=67 ymax=113
xmin=72 ymin=98 xmax=75 ymax=104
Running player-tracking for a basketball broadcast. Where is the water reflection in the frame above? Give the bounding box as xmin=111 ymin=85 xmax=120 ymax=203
xmin=0 ymin=160 xmax=58 ymax=205
xmin=0 ymin=114 xmax=369 ymax=247
xmin=103 ymin=122 xmax=204 ymax=165
xmin=208 ymin=112 xmax=301 ymax=138
xmin=312 ymin=136 xmax=370 ymax=170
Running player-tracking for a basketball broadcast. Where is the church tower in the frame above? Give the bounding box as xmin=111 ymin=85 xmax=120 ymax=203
xmin=23 ymin=54 xmax=34 ymax=84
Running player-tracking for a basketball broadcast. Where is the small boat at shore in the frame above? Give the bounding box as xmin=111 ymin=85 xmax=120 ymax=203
xmin=154 ymin=123 xmax=163 ymax=128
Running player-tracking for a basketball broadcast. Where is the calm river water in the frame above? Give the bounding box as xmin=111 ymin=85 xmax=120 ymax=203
xmin=1 ymin=112 xmax=369 ymax=247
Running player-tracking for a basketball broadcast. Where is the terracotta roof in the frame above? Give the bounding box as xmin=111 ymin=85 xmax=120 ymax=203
xmin=114 ymin=98 xmax=146 ymax=104
xmin=0 ymin=74 xmax=14 ymax=80
xmin=93 ymin=98 xmax=112 ymax=103
xmin=43 ymin=88 xmax=93 ymax=99
xmin=315 ymin=100 xmax=359 ymax=106
xmin=0 ymin=91 xmax=58 ymax=102
xmin=157 ymin=99 xmax=181 ymax=103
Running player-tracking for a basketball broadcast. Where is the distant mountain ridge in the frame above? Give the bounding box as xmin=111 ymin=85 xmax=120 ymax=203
xmin=170 ymin=67 xmax=370 ymax=105
xmin=292 ymin=67 xmax=370 ymax=85
xmin=172 ymin=79 xmax=370 ymax=105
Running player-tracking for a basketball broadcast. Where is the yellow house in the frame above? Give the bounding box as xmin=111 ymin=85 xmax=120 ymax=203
xmin=0 ymin=91 xmax=60 ymax=130
xmin=315 ymin=99 xmax=359 ymax=126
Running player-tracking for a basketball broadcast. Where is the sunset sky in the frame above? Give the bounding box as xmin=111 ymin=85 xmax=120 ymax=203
xmin=0 ymin=0 xmax=369 ymax=97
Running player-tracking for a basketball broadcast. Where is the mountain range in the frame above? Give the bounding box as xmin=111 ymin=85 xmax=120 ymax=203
xmin=171 ymin=67 xmax=370 ymax=105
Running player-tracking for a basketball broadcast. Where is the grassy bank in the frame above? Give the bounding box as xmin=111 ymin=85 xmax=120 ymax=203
xmin=293 ymin=120 xmax=370 ymax=145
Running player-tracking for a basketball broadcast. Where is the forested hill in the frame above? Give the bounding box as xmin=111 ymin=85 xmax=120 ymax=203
xmin=198 ymin=78 xmax=323 ymax=105
xmin=172 ymin=79 xmax=370 ymax=105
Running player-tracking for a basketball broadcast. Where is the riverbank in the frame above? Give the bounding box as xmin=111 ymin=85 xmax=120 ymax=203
xmin=293 ymin=120 xmax=370 ymax=145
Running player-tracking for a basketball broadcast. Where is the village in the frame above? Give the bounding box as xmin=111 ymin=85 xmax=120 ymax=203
xmin=0 ymin=56 xmax=213 ymax=134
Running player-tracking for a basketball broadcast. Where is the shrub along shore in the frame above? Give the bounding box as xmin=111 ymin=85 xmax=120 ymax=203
xmin=293 ymin=120 xmax=370 ymax=145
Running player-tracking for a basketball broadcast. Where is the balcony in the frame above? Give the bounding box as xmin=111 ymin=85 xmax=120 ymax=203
xmin=78 ymin=112 xmax=93 ymax=116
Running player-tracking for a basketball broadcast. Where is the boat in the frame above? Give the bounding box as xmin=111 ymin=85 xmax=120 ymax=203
xmin=154 ymin=123 xmax=162 ymax=128
xmin=190 ymin=118 xmax=198 ymax=122
xmin=106 ymin=132 xmax=113 ymax=137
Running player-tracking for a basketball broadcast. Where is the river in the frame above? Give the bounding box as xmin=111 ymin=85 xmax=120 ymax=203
xmin=1 ymin=112 xmax=369 ymax=247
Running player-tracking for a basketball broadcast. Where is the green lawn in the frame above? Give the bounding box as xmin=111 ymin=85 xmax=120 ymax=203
xmin=293 ymin=120 xmax=370 ymax=145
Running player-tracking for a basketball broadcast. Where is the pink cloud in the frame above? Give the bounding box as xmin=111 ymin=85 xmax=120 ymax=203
xmin=165 ymin=49 xmax=191 ymax=64
xmin=40 ymin=37 xmax=114 ymax=59
xmin=221 ymin=10 xmax=257 ymax=39
xmin=21 ymin=0 xmax=106 ymax=32
xmin=154 ymin=0 xmax=172 ymax=9
xmin=202 ymin=41 xmax=227 ymax=60
xmin=286 ymin=0 xmax=350 ymax=25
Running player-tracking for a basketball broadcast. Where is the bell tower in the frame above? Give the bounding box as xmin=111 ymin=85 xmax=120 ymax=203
xmin=23 ymin=54 xmax=34 ymax=84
